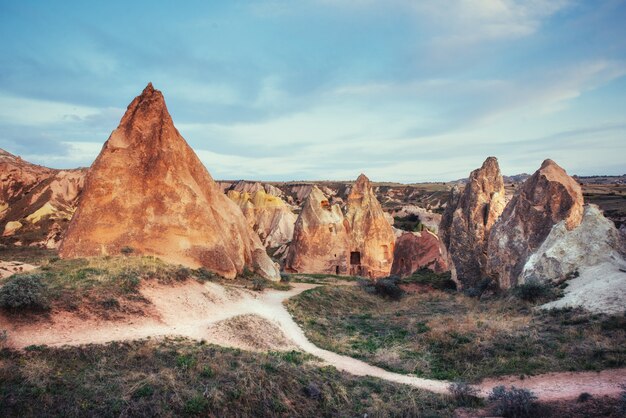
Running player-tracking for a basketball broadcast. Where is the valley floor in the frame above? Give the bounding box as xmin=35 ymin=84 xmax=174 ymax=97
xmin=0 ymin=255 xmax=625 ymax=416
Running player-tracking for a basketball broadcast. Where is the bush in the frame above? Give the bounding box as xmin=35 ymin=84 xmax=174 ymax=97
xmin=194 ymin=267 xmax=217 ymax=282
xmin=403 ymin=269 xmax=457 ymax=291
xmin=374 ymin=278 xmax=404 ymax=300
xmin=252 ymin=278 xmax=267 ymax=292
xmin=620 ymin=384 xmax=626 ymax=415
xmin=513 ymin=280 xmax=555 ymax=302
xmin=0 ymin=275 xmax=50 ymax=311
xmin=577 ymin=392 xmax=592 ymax=403
xmin=448 ymin=381 xmax=480 ymax=407
xmin=488 ymin=386 xmax=537 ymax=418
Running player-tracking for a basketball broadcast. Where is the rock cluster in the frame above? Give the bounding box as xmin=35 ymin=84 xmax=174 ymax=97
xmin=487 ymin=159 xmax=583 ymax=288
xmin=285 ymin=174 xmax=395 ymax=278
xmin=59 ymin=83 xmax=279 ymax=281
xmin=0 ymin=149 xmax=85 ymax=248
xmin=227 ymin=189 xmax=297 ymax=249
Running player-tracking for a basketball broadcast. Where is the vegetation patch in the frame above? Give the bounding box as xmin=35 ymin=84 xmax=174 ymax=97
xmin=0 ymin=255 xmax=219 ymax=316
xmin=0 ymin=338 xmax=455 ymax=417
xmin=285 ymin=285 xmax=626 ymax=381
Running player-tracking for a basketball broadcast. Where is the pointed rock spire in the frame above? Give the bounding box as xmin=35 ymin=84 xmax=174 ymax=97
xmin=59 ymin=84 xmax=280 ymax=280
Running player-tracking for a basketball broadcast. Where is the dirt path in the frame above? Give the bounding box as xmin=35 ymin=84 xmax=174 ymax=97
xmin=1 ymin=281 xmax=624 ymax=400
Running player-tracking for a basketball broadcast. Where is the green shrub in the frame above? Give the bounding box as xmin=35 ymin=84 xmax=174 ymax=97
xmin=184 ymin=395 xmax=208 ymax=415
xmin=252 ymin=278 xmax=267 ymax=292
xmin=0 ymin=274 xmax=50 ymax=311
xmin=513 ymin=280 xmax=555 ymax=302
xmin=488 ymin=386 xmax=537 ymax=417
xmin=359 ymin=278 xmax=404 ymax=300
xmin=402 ymin=269 xmax=457 ymax=291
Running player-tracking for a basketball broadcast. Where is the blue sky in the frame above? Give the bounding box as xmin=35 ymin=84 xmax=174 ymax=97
xmin=0 ymin=0 xmax=625 ymax=182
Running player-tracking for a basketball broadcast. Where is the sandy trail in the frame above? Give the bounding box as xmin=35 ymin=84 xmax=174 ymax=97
xmin=1 ymin=281 xmax=624 ymax=401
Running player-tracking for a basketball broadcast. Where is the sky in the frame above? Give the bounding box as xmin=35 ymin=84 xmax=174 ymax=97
xmin=0 ymin=0 xmax=625 ymax=182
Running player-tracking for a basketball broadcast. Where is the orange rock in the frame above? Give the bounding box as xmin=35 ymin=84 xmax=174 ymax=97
xmin=345 ymin=174 xmax=396 ymax=278
xmin=0 ymin=149 xmax=85 ymax=248
xmin=59 ymin=83 xmax=279 ymax=280
xmin=487 ymin=159 xmax=584 ymax=288
xmin=390 ymin=230 xmax=448 ymax=277
xmin=284 ymin=186 xmax=350 ymax=275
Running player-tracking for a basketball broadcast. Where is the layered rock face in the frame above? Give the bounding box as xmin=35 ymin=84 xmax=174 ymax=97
xmin=487 ymin=159 xmax=584 ymax=288
xmin=0 ymin=149 xmax=85 ymax=248
xmin=390 ymin=231 xmax=448 ymax=277
xmin=345 ymin=174 xmax=396 ymax=278
xmin=284 ymin=186 xmax=349 ymax=275
xmin=59 ymin=83 xmax=279 ymax=281
xmin=439 ymin=157 xmax=506 ymax=287
xmin=227 ymin=190 xmax=297 ymax=249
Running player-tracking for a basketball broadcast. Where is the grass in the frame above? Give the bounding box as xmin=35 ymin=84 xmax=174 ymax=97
xmin=285 ymin=284 xmax=626 ymax=381
xmin=0 ymin=246 xmax=58 ymax=264
xmin=0 ymin=255 xmax=218 ymax=316
xmin=287 ymin=273 xmax=361 ymax=285
xmin=0 ymin=338 xmax=456 ymax=417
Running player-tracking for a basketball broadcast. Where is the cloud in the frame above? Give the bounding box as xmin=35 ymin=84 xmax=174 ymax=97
xmin=0 ymin=94 xmax=102 ymax=125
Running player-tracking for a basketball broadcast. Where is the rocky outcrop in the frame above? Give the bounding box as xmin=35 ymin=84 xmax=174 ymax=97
xmin=390 ymin=231 xmax=448 ymax=277
xmin=59 ymin=83 xmax=279 ymax=281
xmin=221 ymin=180 xmax=283 ymax=198
xmin=0 ymin=149 xmax=85 ymax=248
xmin=439 ymin=157 xmax=506 ymax=287
xmin=532 ymin=205 xmax=626 ymax=314
xmin=227 ymin=190 xmax=297 ymax=249
xmin=487 ymin=159 xmax=584 ymax=288
xmin=345 ymin=174 xmax=396 ymax=278
xmin=521 ymin=204 xmax=625 ymax=284
xmin=391 ymin=205 xmax=442 ymax=234
xmin=284 ymin=186 xmax=349 ymax=275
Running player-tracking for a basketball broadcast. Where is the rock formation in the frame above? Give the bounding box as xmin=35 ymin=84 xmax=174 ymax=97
xmin=487 ymin=159 xmax=583 ymax=288
xmin=390 ymin=230 xmax=448 ymax=277
xmin=345 ymin=174 xmax=396 ymax=278
xmin=439 ymin=157 xmax=506 ymax=287
xmin=284 ymin=186 xmax=349 ymax=275
xmin=227 ymin=190 xmax=297 ymax=249
xmin=0 ymin=149 xmax=85 ymax=248
xmin=59 ymin=83 xmax=279 ymax=281
xmin=527 ymin=205 xmax=626 ymax=314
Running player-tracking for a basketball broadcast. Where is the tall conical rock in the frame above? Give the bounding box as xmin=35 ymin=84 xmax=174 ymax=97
xmin=284 ymin=186 xmax=349 ymax=275
xmin=487 ymin=159 xmax=583 ymax=288
xmin=439 ymin=157 xmax=506 ymax=287
xmin=59 ymin=83 xmax=280 ymax=280
xmin=345 ymin=174 xmax=395 ymax=278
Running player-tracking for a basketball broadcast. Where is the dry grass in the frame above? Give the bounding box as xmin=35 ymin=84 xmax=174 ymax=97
xmin=285 ymin=285 xmax=626 ymax=381
xmin=0 ymin=338 xmax=456 ymax=417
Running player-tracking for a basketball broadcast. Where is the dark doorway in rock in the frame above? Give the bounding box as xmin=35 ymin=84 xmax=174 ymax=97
xmin=335 ymin=266 xmax=340 ymax=275
xmin=350 ymin=251 xmax=361 ymax=265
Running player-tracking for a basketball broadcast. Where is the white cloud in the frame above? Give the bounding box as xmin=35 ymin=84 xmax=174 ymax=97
xmin=0 ymin=94 xmax=101 ymax=125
